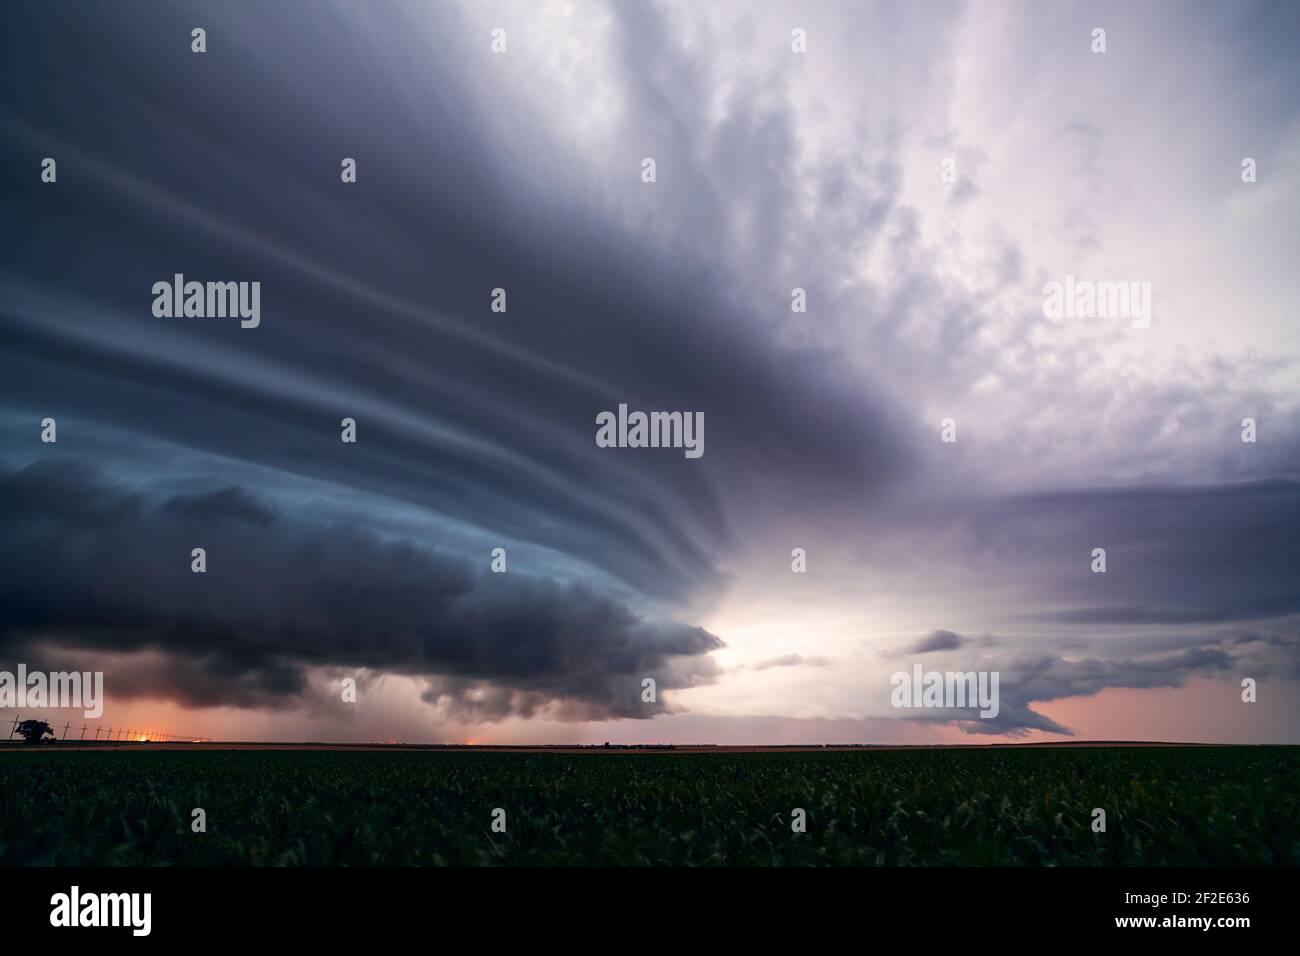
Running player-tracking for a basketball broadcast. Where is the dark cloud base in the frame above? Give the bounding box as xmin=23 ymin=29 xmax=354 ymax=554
xmin=0 ymin=460 xmax=722 ymax=719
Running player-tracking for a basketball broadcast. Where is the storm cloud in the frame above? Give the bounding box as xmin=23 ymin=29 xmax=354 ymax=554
xmin=909 ymin=630 xmax=966 ymax=654
xmin=0 ymin=460 xmax=722 ymax=718
xmin=1 ymin=1 xmax=1298 ymax=742
xmin=891 ymin=644 xmax=1248 ymax=736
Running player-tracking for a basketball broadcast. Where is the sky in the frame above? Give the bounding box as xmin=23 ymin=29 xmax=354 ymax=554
xmin=1 ymin=0 xmax=1298 ymax=744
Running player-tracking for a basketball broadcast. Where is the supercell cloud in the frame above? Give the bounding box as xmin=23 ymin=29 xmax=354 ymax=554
xmin=1 ymin=0 xmax=1298 ymax=741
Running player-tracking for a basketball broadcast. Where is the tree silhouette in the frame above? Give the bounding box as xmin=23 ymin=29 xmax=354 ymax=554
xmin=16 ymin=720 xmax=54 ymax=744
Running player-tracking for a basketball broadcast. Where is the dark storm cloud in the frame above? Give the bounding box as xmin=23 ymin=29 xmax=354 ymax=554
xmin=0 ymin=0 xmax=911 ymax=603
xmin=0 ymin=1 xmax=915 ymax=717
xmin=2 ymin=1 xmax=1297 ymax=741
xmin=163 ymin=486 xmax=279 ymax=528
xmin=897 ymin=645 xmax=1242 ymax=736
xmin=872 ymin=479 xmax=1300 ymax=629
xmin=872 ymin=478 xmax=1300 ymax=733
xmin=1004 ymin=481 xmax=1300 ymax=624
xmin=908 ymin=630 xmax=965 ymax=653
xmin=0 ymin=460 xmax=722 ymax=718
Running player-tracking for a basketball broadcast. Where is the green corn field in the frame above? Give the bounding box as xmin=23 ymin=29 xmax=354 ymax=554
xmin=2 ymin=746 xmax=1297 ymax=866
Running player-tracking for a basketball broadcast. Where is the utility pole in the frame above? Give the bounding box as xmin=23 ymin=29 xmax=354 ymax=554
xmin=62 ymin=721 xmax=71 ymax=740
xmin=7 ymin=715 xmax=18 ymax=741
xmin=80 ymin=724 xmax=87 ymax=740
